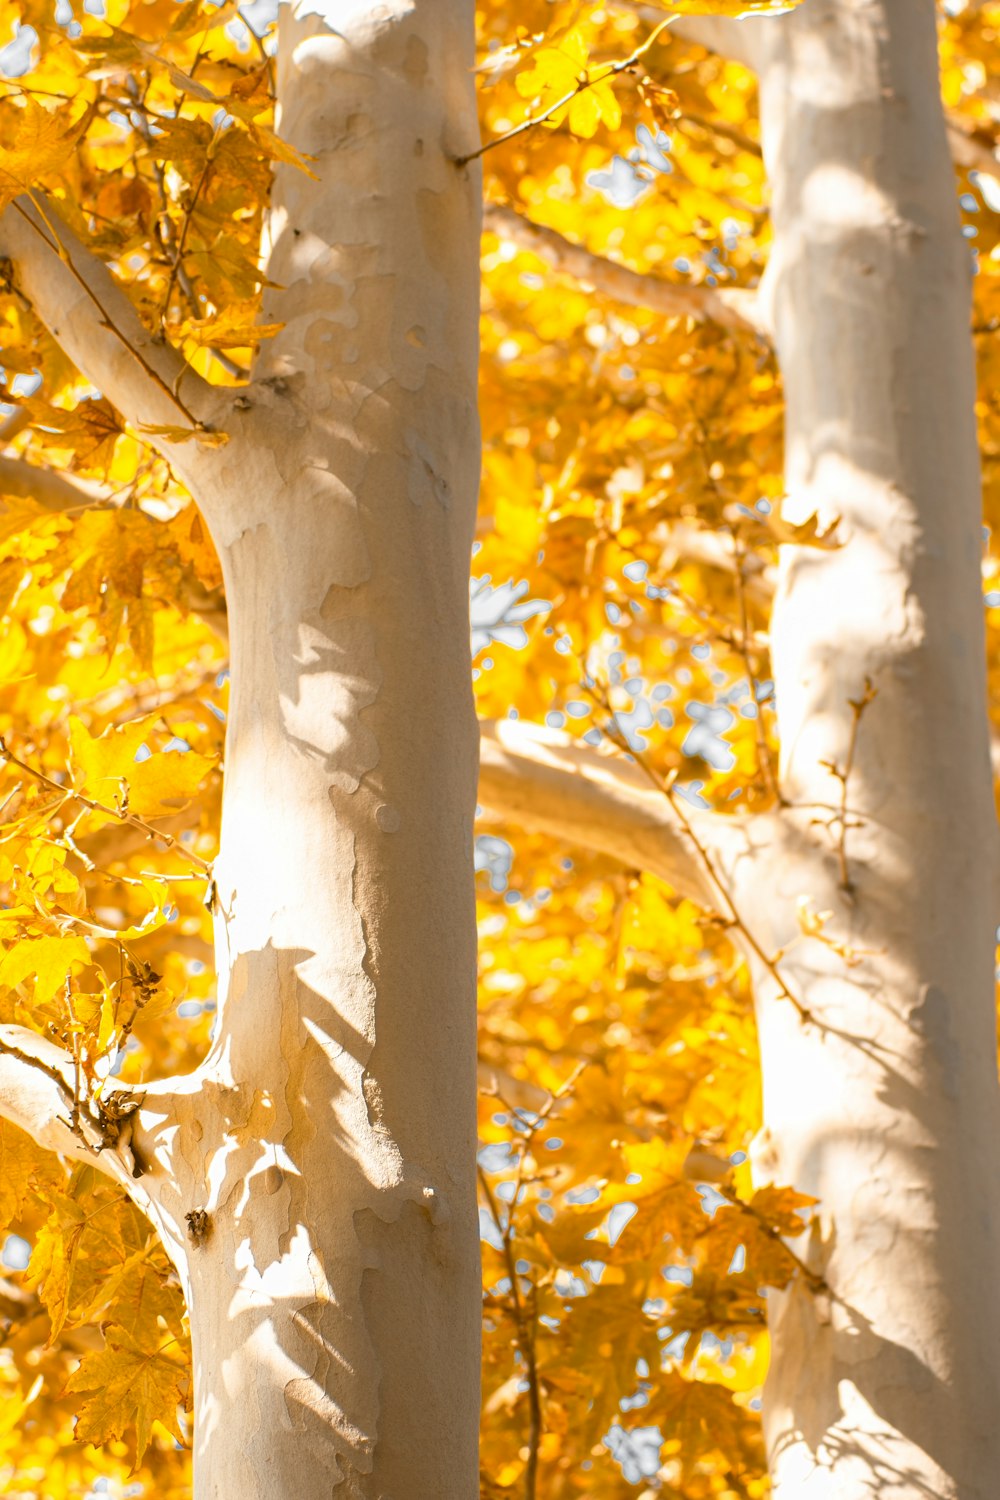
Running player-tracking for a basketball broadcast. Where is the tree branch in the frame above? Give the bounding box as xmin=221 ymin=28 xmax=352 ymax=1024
xmin=478 ymin=717 xmax=735 ymax=904
xmin=668 ymin=16 xmax=771 ymax=70
xmin=0 ymin=1024 xmax=112 ymax=1171
xmin=0 ymin=195 xmax=227 ymax=448
xmin=0 ymin=452 xmax=110 ymax=512
xmin=484 ymin=203 xmax=769 ymax=337
xmin=605 ymin=6 xmax=772 ymax=69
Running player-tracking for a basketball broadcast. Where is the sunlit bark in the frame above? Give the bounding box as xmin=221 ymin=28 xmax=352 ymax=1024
xmin=745 ymin=3 xmax=1000 ymax=1494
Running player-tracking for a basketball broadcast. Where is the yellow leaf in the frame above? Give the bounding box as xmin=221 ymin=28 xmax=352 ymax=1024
xmin=0 ymin=98 xmax=91 ymax=212
xmin=0 ymin=1118 xmax=36 ymax=1226
xmin=0 ymin=933 xmax=91 ymax=1005
xmin=69 ymin=715 xmax=215 ymax=818
xmin=66 ymin=1330 xmax=188 ymax=1463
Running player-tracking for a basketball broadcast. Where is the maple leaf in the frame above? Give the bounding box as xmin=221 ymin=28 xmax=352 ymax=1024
xmin=69 ymin=713 xmax=215 ymax=818
xmin=515 ymin=31 xmax=622 ymax=139
xmin=0 ymin=1118 xmax=36 ymax=1227
xmin=0 ymin=933 xmax=91 ymax=1008
xmin=0 ymin=98 xmax=91 ymax=211
xmin=66 ymin=1329 xmax=189 ymax=1463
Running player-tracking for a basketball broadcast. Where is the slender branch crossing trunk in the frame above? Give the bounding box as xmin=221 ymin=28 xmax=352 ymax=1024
xmin=146 ymin=4 xmax=484 ymax=1494
xmin=726 ymin=3 xmax=1000 ymax=1494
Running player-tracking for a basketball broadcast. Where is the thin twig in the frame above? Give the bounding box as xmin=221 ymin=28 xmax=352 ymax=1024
xmin=456 ymin=17 xmax=675 ymax=165
xmin=728 ymin=523 xmax=780 ymax=804
xmin=12 ymin=198 xmax=201 ymax=429
xmin=818 ymin=677 xmax=877 ymax=895
xmin=479 ymin=1064 xmax=586 ymax=1498
xmin=0 ymin=736 xmax=212 ymax=875
xmin=126 ymin=78 xmax=248 ymax=381
xmin=586 ymin=682 xmax=813 ymax=1024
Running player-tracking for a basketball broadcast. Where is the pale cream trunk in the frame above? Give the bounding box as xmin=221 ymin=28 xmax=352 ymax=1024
xmin=737 ymin=2 xmax=1000 ymax=1495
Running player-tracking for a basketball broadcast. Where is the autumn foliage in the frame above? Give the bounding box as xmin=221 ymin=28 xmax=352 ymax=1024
xmin=0 ymin=1 xmax=999 ymax=1496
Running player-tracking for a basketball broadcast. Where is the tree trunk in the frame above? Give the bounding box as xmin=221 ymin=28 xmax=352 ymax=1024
xmin=153 ymin=4 xmax=484 ymax=1494
xmin=734 ymin=2 xmax=1000 ymax=1494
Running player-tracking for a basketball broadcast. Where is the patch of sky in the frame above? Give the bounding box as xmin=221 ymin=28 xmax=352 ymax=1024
xmin=226 ymin=15 xmax=252 ymax=49
xmin=177 ymin=1000 xmax=202 ymax=1018
xmin=701 ymin=1329 xmax=734 ymax=1361
xmin=970 ymin=170 xmax=1000 ymax=215
xmin=604 ymin=1422 xmax=663 ymax=1485
xmin=475 ymin=833 xmax=514 ymax=893
xmin=478 ymin=1140 xmax=514 ymax=1173
xmin=565 ymin=700 xmax=590 ymax=719
xmin=675 ymin=780 xmax=709 ymax=809
xmin=587 ymin=124 xmax=673 ymax=208
xmin=470 ymin=576 xmax=551 ymax=656
xmin=554 ymin=1269 xmax=589 ymax=1299
xmin=696 ymin=1183 xmax=729 ymax=1218
xmin=583 ymin=728 xmax=603 ymax=746
xmin=1 ymin=1233 xmax=30 ymax=1271
xmin=613 ymin=696 xmax=654 ymax=751
xmin=479 ymin=1206 xmax=504 ymax=1252
xmin=619 ymin=1387 xmax=650 ymax=1413
xmin=0 ymin=23 xmax=38 ymax=75
xmin=682 ymin=701 xmax=737 ymax=771
xmin=566 ymin=1183 xmax=601 ymax=1206
xmin=728 ymin=1244 xmax=746 ymax=1274
xmin=623 ymin=559 xmax=648 ymax=583
xmin=608 ymin=1202 xmax=637 ymax=1245
xmin=9 ymin=371 xmax=42 ymax=398
xmin=238 ymin=0 xmax=279 ymax=32
xmin=664 ymin=1265 xmax=694 ymax=1287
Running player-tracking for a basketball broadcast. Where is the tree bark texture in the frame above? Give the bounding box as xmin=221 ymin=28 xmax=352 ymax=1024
xmin=140 ymin=4 xmax=483 ymax=1494
xmin=738 ymin=2 xmax=1000 ymax=1495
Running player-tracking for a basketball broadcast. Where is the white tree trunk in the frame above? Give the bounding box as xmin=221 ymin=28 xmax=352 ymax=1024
xmin=734 ymin=2 xmax=1000 ymax=1494
xmin=153 ymin=4 xmax=483 ymax=1494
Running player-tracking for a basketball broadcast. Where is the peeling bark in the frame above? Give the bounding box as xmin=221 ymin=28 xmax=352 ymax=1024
xmin=149 ymin=6 xmax=484 ymax=1494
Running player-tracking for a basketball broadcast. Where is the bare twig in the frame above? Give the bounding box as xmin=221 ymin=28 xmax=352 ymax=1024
xmin=817 ymin=677 xmax=877 ymax=895
xmin=729 ymin=523 xmax=780 ymax=803
xmin=479 ymin=1064 xmax=586 ymax=1498
xmin=587 ymin=683 xmax=813 ymax=1024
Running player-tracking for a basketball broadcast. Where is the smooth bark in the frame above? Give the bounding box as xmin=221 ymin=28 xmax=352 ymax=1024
xmin=743 ymin=3 xmax=1000 ymax=1495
